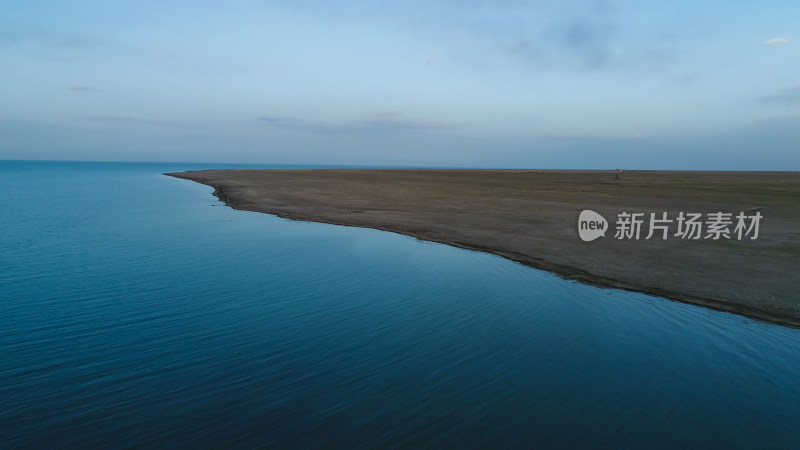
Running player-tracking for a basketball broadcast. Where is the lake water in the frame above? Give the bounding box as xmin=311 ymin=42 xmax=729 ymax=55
xmin=1 ymin=161 xmax=799 ymax=448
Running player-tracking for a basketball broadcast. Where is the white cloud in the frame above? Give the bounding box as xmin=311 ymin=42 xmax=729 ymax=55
xmin=765 ymin=37 xmax=790 ymax=46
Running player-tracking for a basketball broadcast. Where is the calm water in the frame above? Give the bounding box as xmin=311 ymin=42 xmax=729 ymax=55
xmin=1 ymin=161 xmax=799 ymax=449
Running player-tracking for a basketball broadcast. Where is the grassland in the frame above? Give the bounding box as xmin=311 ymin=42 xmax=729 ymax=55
xmin=168 ymin=169 xmax=800 ymax=327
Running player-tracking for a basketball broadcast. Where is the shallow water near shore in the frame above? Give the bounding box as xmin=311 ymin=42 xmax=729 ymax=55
xmin=2 ymin=161 xmax=799 ymax=448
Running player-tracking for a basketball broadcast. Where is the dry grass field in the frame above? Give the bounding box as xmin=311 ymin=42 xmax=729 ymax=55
xmin=168 ymin=169 xmax=800 ymax=327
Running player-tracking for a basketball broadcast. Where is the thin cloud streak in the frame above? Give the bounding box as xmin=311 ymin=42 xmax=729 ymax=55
xmin=765 ymin=37 xmax=790 ymax=45
xmin=256 ymin=113 xmax=450 ymax=135
xmin=84 ymin=116 xmax=201 ymax=130
xmin=68 ymin=85 xmax=99 ymax=92
xmin=758 ymin=86 xmax=800 ymax=106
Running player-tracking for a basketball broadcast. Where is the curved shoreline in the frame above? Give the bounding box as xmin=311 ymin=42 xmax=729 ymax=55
xmin=167 ymin=169 xmax=800 ymax=329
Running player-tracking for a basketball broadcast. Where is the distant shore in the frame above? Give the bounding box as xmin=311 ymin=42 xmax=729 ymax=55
xmin=167 ymin=169 xmax=800 ymax=328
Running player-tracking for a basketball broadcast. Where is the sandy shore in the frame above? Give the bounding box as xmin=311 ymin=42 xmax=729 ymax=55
xmin=167 ymin=169 xmax=800 ymax=327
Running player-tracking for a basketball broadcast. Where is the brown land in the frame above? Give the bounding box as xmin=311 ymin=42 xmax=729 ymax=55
xmin=167 ymin=169 xmax=800 ymax=327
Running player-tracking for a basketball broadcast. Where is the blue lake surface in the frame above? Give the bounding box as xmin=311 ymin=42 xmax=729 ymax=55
xmin=1 ymin=161 xmax=799 ymax=448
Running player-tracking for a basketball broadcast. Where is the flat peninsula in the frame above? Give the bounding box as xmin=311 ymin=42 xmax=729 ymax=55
xmin=167 ymin=169 xmax=800 ymax=327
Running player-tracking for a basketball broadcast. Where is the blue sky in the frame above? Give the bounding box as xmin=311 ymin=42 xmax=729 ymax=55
xmin=1 ymin=0 xmax=797 ymax=168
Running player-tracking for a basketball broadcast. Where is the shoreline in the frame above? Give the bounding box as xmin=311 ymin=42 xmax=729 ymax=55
xmin=167 ymin=169 xmax=800 ymax=329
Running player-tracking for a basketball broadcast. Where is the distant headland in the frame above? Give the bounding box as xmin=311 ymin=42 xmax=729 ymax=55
xmin=167 ymin=169 xmax=800 ymax=328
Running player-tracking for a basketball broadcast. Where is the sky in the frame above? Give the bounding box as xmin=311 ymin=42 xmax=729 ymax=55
xmin=1 ymin=0 xmax=798 ymax=169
